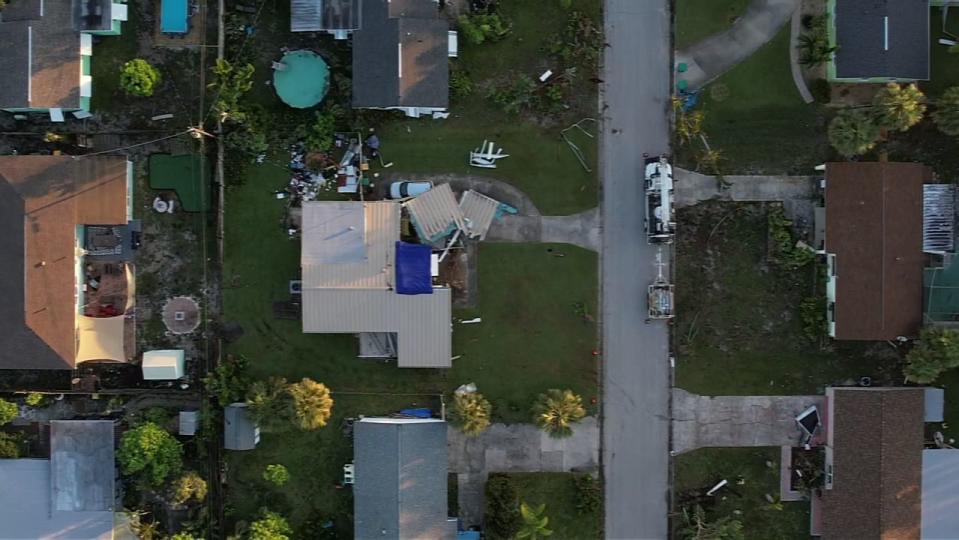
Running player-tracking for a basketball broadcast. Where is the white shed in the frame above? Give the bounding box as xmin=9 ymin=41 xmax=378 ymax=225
xmin=141 ymin=350 xmax=185 ymax=380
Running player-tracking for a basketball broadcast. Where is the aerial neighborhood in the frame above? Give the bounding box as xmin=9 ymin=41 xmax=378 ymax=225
xmin=1 ymin=0 xmax=959 ymax=539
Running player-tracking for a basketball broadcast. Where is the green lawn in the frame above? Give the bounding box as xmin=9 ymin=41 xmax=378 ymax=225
xmin=90 ymin=8 xmax=141 ymax=112
xmin=924 ymin=8 xmax=959 ymax=98
xmin=224 ymin=393 xmax=439 ymax=537
xmin=507 ymin=473 xmax=603 ymax=539
xmin=674 ymin=448 xmax=808 ymax=539
xmin=682 ymin=28 xmax=830 ymax=175
xmin=674 ymin=203 xmax=894 ymax=396
xmin=223 ymin=167 xmax=599 ymax=422
xmin=675 ymin=0 xmax=751 ymax=49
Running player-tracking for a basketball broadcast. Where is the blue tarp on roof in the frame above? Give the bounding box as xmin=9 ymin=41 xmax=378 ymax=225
xmin=395 ymin=241 xmax=432 ymax=295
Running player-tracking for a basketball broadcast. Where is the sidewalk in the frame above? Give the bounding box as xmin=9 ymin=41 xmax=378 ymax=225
xmin=676 ymin=0 xmax=799 ymax=90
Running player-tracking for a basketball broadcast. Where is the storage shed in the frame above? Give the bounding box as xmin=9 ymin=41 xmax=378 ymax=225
xmin=224 ymin=403 xmax=259 ymax=451
xmin=141 ymin=350 xmax=185 ymax=380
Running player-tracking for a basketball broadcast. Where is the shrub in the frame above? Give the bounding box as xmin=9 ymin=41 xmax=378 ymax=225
xmin=249 ymin=509 xmax=292 ymax=540
xmin=449 ymin=67 xmax=474 ymax=100
xmin=810 ymin=78 xmax=831 ymax=104
xmin=118 ymin=422 xmax=183 ymax=487
xmin=0 ymin=399 xmax=17 ymax=425
xmin=487 ymin=75 xmax=537 ymax=114
xmin=767 ymin=206 xmax=815 ymax=269
xmin=263 ymin=464 xmax=290 ymax=487
xmin=202 ymin=355 xmax=250 ymax=407
xmin=120 ymin=59 xmax=162 ymax=97
xmin=288 ymin=378 xmax=333 ymax=431
xmin=531 ymin=389 xmax=586 ymax=438
xmin=572 ymin=475 xmax=602 ymax=515
xmin=799 ymin=295 xmax=828 ymax=343
xmin=450 ymin=392 xmax=492 ymax=436
xmin=797 ymin=15 xmax=836 ymax=67
xmin=904 ymin=327 xmax=959 ymax=384
xmin=171 ymin=471 xmax=208 ymax=505
xmin=304 ymin=110 xmax=337 ymax=153
xmin=934 ymin=86 xmax=959 ymax=136
xmin=457 ymin=12 xmax=512 ymax=45
xmin=0 ymin=432 xmax=21 ymax=458
xmin=485 ymin=475 xmax=521 ymax=540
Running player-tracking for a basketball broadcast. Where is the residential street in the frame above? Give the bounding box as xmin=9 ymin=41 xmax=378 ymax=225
xmin=601 ymin=0 xmax=672 ymax=538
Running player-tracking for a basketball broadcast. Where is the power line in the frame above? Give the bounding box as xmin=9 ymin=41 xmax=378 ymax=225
xmin=72 ymin=131 xmax=193 ymax=159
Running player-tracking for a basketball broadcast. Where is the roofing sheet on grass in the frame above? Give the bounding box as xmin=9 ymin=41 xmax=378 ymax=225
xmin=273 ymin=50 xmax=330 ymax=108
xmin=148 ymin=154 xmax=211 ymax=212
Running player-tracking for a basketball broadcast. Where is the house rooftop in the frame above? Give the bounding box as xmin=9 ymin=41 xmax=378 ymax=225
xmin=353 ymin=418 xmax=455 ymax=540
xmin=822 ymin=387 xmax=924 ymax=540
xmin=824 ymin=162 xmax=928 ymax=341
xmin=832 ymin=0 xmax=929 ymax=80
xmin=300 ymin=201 xmax=451 ymax=368
xmin=290 ymin=0 xmax=360 ymax=32
xmin=0 ymin=156 xmax=130 ymax=369
xmin=0 ymin=420 xmax=115 ymax=540
xmin=351 ymin=0 xmax=448 ymax=110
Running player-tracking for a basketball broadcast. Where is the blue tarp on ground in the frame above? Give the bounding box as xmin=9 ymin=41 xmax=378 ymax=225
xmin=395 ymin=241 xmax=432 ymax=295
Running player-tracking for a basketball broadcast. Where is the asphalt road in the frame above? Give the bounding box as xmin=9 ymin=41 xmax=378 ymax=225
xmin=601 ymin=1 xmax=672 ymax=538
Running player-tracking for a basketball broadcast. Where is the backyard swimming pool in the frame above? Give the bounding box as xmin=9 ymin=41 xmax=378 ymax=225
xmin=161 ymin=0 xmax=188 ymax=33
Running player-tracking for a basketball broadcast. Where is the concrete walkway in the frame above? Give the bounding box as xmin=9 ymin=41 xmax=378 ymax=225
xmin=486 ymin=208 xmax=601 ymax=252
xmin=671 ymin=389 xmax=824 ymax=454
xmin=789 ymin=8 xmax=815 ymax=104
xmin=674 ymin=167 xmax=816 ymax=207
xmin=676 ymin=0 xmax=799 ymax=90
xmin=449 ymin=417 xmax=600 ymax=528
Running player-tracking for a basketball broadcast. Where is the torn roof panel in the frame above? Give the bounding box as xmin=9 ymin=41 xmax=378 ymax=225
xmin=459 ymin=189 xmax=501 ymax=240
xmin=404 ymin=183 xmax=466 ymax=242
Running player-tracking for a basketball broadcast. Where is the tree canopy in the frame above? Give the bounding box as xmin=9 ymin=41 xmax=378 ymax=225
xmin=679 ymin=505 xmax=744 ymax=540
xmin=263 ymin=464 xmax=290 ymax=487
xmin=117 ymin=422 xmax=183 ymax=487
xmin=904 ymin=327 xmax=959 ymax=384
xmin=120 ymin=59 xmax=162 ymax=97
xmin=450 ymin=392 xmax=492 ymax=436
xmin=171 ymin=470 xmax=208 ymax=505
xmin=934 ymin=87 xmax=959 ymax=136
xmin=248 ymin=509 xmax=292 ymax=540
xmin=288 ymin=378 xmax=334 ymax=430
xmin=531 ymin=389 xmax=586 ymax=438
xmin=872 ymin=82 xmax=926 ymax=132
xmin=210 ymin=58 xmax=255 ymax=124
xmin=828 ymin=109 xmax=880 ymax=158
xmin=0 ymin=398 xmax=17 ymax=425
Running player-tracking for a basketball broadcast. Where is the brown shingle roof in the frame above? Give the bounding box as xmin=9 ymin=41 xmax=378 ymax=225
xmin=825 ymin=162 xmax=928 ymax=340
xmin=0 ymin=156 xmax=129 ymax=369
xmin=822 ymin=388 xmax=924 ymax=540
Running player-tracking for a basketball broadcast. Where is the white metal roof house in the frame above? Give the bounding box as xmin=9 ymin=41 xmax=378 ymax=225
xmin=300 ymin=201 xmax=452 ymax=368
xmin=0 ymin=420 xmax=116 ymax=539
xmin=353 ymin=418 xmax=457 ymax=539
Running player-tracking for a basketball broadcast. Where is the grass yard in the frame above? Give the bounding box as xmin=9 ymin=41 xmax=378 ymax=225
xmin=673 ymin=448 xmax=809 ymax=539
xmin=507 ymin=473 xmax=603 ymax=540
xmin=680 ymin=28 xmax=830 ymax=175
xmin=674 ymin=203 xmax=897 ymax=396
xmin=674 ymin=0 xmax=751 ymax=49
xmin=223 ymin=166 xmax=599 ymax=422
xmin=90 ymin=7 xmax=141 ymax=112
xmin=924 ymin=8 xmax=959 ymax=98
xmin=224 ymin=393 xmax=440 ymax=537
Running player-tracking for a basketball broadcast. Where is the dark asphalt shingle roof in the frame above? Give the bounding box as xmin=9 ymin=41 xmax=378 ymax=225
xmin=351 ymin=0 xmax=448 ymax=109
xmin=0 ymin=0 xmax=85 ymax=109
xmin=833 ymin=0 xmax=929 ymax=80
xmin=822 ymin=388 xmax=924 ymax=540
xmin=353 ymin=419 xmax=455 ymax=540
xmin=824 ymin=162 xmax=927 ymax=341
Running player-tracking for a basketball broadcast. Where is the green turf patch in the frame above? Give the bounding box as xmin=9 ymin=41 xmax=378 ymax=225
xmin=673 ymin=448 xmax=809 ymax=539
xmin=675 ymin=0 xmax=751 ymax=50
xmin=506 ymin=473 xmax=603 ymax=539
xmin=148 ymin=154 xmax=211 ymax=212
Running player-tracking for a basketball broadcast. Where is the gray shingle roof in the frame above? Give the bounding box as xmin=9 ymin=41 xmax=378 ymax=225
xmin=833 ymin=0 xmax=929 ymax=80
xmin=224 ymin=403 xmax=259 ymax=450
xmin=353 ymin=419 xmax=455 ymax=540
xmin=50 ymin=420 xmax=116 ymax=512
xmin=352 ymin=0 xmax=448 ymax=109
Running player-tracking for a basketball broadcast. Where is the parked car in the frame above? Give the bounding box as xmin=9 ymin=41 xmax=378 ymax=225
xmin=388 ymin=181 xmax=433 ymax=199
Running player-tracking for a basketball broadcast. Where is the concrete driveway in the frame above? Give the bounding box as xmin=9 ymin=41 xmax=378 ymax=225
xmin=674 ymin=168 xmax=817 ymax=208
xmin=671 ymin=389 xmax=825 ymax=454
xmin=449 ymin=418 xmax=600 ymax=528
xmin=486 ymin=208 xmax=601 ymax=252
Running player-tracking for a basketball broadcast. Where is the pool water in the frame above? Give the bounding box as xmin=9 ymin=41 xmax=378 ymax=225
xmin=161 ymin=0 xmax=188 ymax=33
xmin=273 ymin=50 xmax=330 ymax=109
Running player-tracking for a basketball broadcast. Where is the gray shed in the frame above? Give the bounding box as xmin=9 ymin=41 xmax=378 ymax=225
xmin=353 ymin=418 xmax=456 ymax=539
xmin=224 ymin=403 xmax=259 ymax=451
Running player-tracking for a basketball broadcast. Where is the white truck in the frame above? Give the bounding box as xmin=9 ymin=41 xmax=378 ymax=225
xmin=644 ymin=154 xmax=675 ymax=243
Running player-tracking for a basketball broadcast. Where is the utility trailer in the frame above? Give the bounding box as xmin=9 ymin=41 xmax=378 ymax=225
xmin=644 ymin=154 xmax=675 ymax=243
xmin=647 ymin=247 xmax=674 ymax=321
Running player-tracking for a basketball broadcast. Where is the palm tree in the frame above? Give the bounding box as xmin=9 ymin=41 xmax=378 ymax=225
xmin=696 ymin=148 xmax=723 ymax=175
xmin=828 ymin=109 xmax=881 ymax=158
xmin=531 ymin=389 xmax=586 ymax=438
xmin=516 ymin=502 xmax=553 ymax=539
xmin=676 ymin=110 xmax=705 ymax=145
xmin=872 ymin=82 xmax=926 ymax=132
xmin=934 ymin=87 xmax=959 ymax=136
xmin=450 ymin=392 xmax=492 ymax=436
xmin=797 ymin=32 xmax=837 ymax=67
